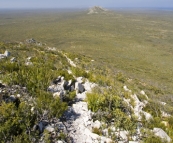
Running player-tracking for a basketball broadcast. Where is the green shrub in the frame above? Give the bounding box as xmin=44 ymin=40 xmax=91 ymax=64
xmin=35 ymin=91 xmax=67 ymax=118
xmin=92 ymin=127 xmax=102 ymax=135
xmin=144 ymin=136 xmax=163 ymax=143
xmin=71 ymin=67 xmax=90 ymax=78
xmin=0 ymin=102 xmax=36 ymax=142
xmin=86 ymin=93 xmax=103 ymax=112
xmin=64 ymin=91 xmax=76 ymax=103
xmin=116 ymin=72 xmax=126 ymax=83
xmin=143 ymin=100 xmax=161 ymax=117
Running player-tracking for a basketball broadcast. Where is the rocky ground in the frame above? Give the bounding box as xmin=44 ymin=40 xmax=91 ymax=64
xmin=0 ymin=41 xmax=172 ymax=143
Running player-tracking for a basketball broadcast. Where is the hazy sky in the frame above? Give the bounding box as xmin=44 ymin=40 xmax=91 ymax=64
xmin=0 ymin=0 xmax=173 ymax=9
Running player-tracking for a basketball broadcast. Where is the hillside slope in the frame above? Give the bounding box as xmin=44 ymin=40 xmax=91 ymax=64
xmin=0 ymin=40 xmax=173 ymax=142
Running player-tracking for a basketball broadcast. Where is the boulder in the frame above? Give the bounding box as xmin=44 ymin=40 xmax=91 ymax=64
xmin=100 ymin=136 xmax=112 ymax=143
xmin=26 ymin=38 xmax=36 ymax=44
xmin=61 ymin=76 xmax=64 ymax=81
xmin=38 ymin=122 xmax=44 ymax=133
xmin=17 ymin=94 xmax=21 ymax=98
xmin=4 ymin=50 xmax=10 ymax=57
xmin=8 ymin=95 xmax=16 ymax=102
xmin=0 ymin=54 xmax=6 ymax=59
xmin=153 ymin=128 xmax=171 ymax=142
xmin=67 ymin=69 xmax=72 ymax=74
xmin=26 ymin=57 xmax=32 ymax=61
xmin=119 ymin=131 xmax=128 ymax=141
xmin=53 ymin=91 xmax=64 ymax=99
xmin=140 ymin=90 xmax=145 ymax=95
xmin=31 ymin=107 xmax=35 ymax=113
xmin=70 ymin=85 xmax=75 ymax=91
xmin=75 ymin=82 xmax=85 ymax=93
xmin=68 ymin=79 xmax=72 ymax=86
xmin=93 ymin=120 xmax=101 ymax=129
xmin=123 ymin=85 xmax=130 ymax=92
xmin=56 ymin=141 xmax=63 ymax=143
xmin=142 ymin=111 xmax=152 ymax=120
xmin=83 ymin=81 xmax=92 ymax=91
xmin=10 ymin=57 xmax=16 ymax=63
xmin=102 ymin=129 xmax=108 ymax=136
xmin=45 ymin=125 xmax=55 ymax=132
xmin=162 ymin=111 xmax=171 ymax=118
xmin=57 ymin=122 xmax=65 ymax=130
xmin=76 ymin=77 xmax=83 ymax=83
xmin=48 ymin=84 xmax=64 ymax=93
xmin=25 ymin=62 xmax=33 ymax=66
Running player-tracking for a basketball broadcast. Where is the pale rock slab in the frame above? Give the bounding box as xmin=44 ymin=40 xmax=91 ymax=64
xmin=153 ymin=128 xmax=171 ymax=142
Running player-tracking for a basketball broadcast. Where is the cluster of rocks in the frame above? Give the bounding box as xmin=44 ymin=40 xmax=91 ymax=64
xmin=122 ymin=85 xmax=171 ymax=143
xmin=46 ymin=75 xmax=114 ymax=143
xmin=25 ymin=56 xmax=33 ymax=66
xmin=26 ymin=38 xmax=36 ymax=44
xmin=48 ymin=76 xmax=74 ymax=100
xmin=0 ymin=82 xmax=29 ymax=107
xmin=0 ymin=50 xmax=10 ymax=59
xmin=0 ymin=50 xmax=17 ymax=64
xmin=62 ymin=101 xmax=112 ymax=143
xmin=26 ymin=38 xmax=42 ymax=46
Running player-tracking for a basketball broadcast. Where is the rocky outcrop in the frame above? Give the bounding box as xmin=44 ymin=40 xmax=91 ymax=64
xmin=153 ymin=128 xmax=172 ymax=142
xmin=26 ymin=38 xmax=36 ymax=44
xmin=0 ymin=50 xmax=10 ymax=59
xmin=62 ymin=99 xmax=111 ymax=143
xmin=88 ymin=6 xmax=108 ymax=14
xmin=26 ymin=38 xmax=42 ymax=46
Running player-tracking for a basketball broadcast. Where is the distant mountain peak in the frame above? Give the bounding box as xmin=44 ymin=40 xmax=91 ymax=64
xmin=88 ymin=6 xmax=108 ymax=14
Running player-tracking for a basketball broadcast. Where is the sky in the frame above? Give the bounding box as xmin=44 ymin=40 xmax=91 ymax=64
xmin=0 ymin=0 xmax=173 ymax=9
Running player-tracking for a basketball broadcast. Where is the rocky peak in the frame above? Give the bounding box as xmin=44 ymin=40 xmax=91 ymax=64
xmin=88 ymin=6 xmax=108 ymax=14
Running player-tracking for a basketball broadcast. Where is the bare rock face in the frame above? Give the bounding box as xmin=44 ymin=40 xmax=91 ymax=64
xmin=88 ymin=6 xmax=108 ymax=14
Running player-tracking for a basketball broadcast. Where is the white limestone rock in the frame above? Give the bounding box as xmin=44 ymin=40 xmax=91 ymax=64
xmin=83 ymin=80 xmax=96 ymax=92
xmin=153 ymin=128 xmax=171 ymax=142
xmin=56 ymin=141 xmax=63 ymax=143
xmin=160 ymin=102 xmax=166 ymax=105
xmin=162 ymin=111 xmax=171 ymax=118
xmin=102 ymin=129 xmax=108 ymax=136
xmin=0 ymin=54 xmax=6 ymax=59
xmin=123 ymin=85 xmax=131 ymax=92
xmin=75 ymin=82 xmax=85 ymax=93
xmin=140 ymin=90 xmax=145 ymax=95
xmin=4 ymin=50 xmax=10 ymax=57
xmin=93 ymin=120 xmax=101 ymax=129
xmin=45 ymin=125 xmax=55 ymax=132
xmin=10 ymin=57 xmax=16 ymax=63
xmin=17 ymin=94 xmax=21 ymax=98
xmin=48 ymin=84 xmax=64 ymax=93
xmin=119 ymin=131 xmax=128 ymax=141
xmin=31 ymin=107 xmax=35 ymax=113
xmin=141 ymin=111 xmax=152 ymax=120
xmin=25 ymin=61 xmax=33 ymax=65
xmin=76 ymin=77 xmax=83 ymax=83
